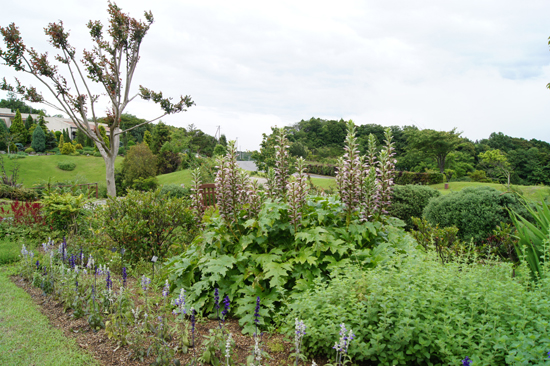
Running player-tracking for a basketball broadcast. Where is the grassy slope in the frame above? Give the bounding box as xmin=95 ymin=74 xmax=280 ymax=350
xmin=2 ymin=155 xmax=123 ymax=187
xmin=430 ymin=181 xmax=550 ymax=201
xmin=156 ymin=169 xmax=194 ymax=187
xmin=0 ymin=264 xmax=99 ymax=366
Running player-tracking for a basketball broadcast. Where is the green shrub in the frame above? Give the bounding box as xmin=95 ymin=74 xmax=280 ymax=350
xmin=121 ymin=143 xmax=157 ymax=187
xmin=98 ymin=189 xmax=196 ymax=263
xmin=131 ymin=176 xmax=158 ymax=191
xmin=93 ymin=151 xmax=102 ymax=157
xmin=57 ymin=161 xmax=76 ymax=171
xmin=287 ymin=255 xmax=550 ymax=365
xmin=159 ymin=184 xmax=191 ymax=198
xmin=25 ymin=147 xmax=34 ymax=153
xmin=388 ymin=185 xmax=440 ymax=230
xmin=304 ymin=163 xmax=336 ymax=176
xmin=468 ymin=170 xmax=492 ymax=182
xmin=0 ymin=184 xmax=38 ymax=201
xmin=61 ymin=142 xmax=76 ymax=155
xmin=75 ymin=143 xmax=83 ymax=150
xmin=7 ymin=154 xmax=25 ymax=159
xmin=42 ymin=193 xmax=89 ymax=235
xmin=423 ymin=186 xmax=530 ymax=243
xmin=394 ymin=171 xmax=444 ymax=185
xmin=31 ymin=125 xmax=46 ymax=152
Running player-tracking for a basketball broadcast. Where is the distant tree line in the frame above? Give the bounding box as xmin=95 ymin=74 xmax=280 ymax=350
xmin=253 ymin=117 xmax=550 ymax=186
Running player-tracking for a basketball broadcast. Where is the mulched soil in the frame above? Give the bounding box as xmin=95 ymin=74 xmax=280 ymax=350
xmin=10 ymin=275 xmax=315 ymax=366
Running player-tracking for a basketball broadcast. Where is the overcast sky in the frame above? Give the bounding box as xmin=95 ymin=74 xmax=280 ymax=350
xmin=1 ymin=0 xmax=550 ymax=150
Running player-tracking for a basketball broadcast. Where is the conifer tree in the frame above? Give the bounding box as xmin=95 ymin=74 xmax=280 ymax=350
xmin=58 ymin=133 xmax=64 ymax=149
xmin=9 ymin=109 xmax=27 ymax=144
xmin=37 ymin=112 xmax=48 ymax=132
xmin=31 ymin=124 xmax=46 ymax=152
xmin=143 ymin=130 xmax=153 ymax=148
xmin=25 ymin=115 xmax=33 ymax=130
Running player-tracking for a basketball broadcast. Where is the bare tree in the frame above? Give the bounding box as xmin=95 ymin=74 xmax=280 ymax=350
xmin=0 ymin=2 xmax=194 ymax=196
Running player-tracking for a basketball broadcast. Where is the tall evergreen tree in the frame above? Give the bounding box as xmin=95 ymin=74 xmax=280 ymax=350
xmin=25 ymin=115 xmax=34 ymax=130
xmin=46 ymin=131 xmax=58 ymax=150
xmin=9 ymin=109 xmax=28 ymax=144
xmin=25 ymin=115 xmax=34 ymax=144
xmin=151 ymin=122 xmax=171 ymax=154
xmin=58 ymin=133 xmax=65 ymax=149
xmin=37 ymin=112 xmax=48 ymax=132
xmin=31 ymin=125 xmax=46 ymax=152
xmin=76 ymin=128 xmax=86 ymax=146
xmin=0 ymin=119 xmax=8 ymax=151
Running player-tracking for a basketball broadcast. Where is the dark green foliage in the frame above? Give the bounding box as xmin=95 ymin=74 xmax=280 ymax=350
xmin=304 ymin=163 xmax=336 ymax=176
xmin=388 ymin=185 xmax=441 ymax=230
xmin=393 ymin=171 xmax=444 ymax=185
xmin=423 ymin=186 xmax=530 ymax=243
xmin=287 ymin=256 xmax=550 ymax=365
xmin=98 ymin=189 xmax=196 ymax=262
xmin=57 ymin=161 xmax=76 ymax=171
xmin=213 ymin=144 xmax=227 ymax=157
xmin=159 ymin=184 xmax=191 ymax=198
xmin=131 ymin=176 xmax=158 ymax=192
xmin=151 ymin=122 xmax=171 ymax=154
xmin=76 ymin=127 xmax=86 ymax=147
xmin=31 ymin=125 xmax=46 ymax=152
xmin=24 ymin=115 xmax=33 ymax=130
xmin=0 ymin=184 xmax=38 ymax=200
xmin=0 ymin=94 xmax=42 ymax=114
xmin=45 ymin=131 xmax=58 ymax=150
xmin=121 ymin=143 xmax=157 ymax=188
xmin=156 ymin=150 xmax=181 ymax=174
xmin=0 ymin=119 xmax=8 ymax=150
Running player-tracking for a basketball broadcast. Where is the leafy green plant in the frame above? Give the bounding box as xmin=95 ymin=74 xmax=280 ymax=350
xmin=510 ymin=198 xmax=550 ymax=280
xmin=97 ymin=189 xmax=196 ymax=262
xmin=42 ymin=192 xmax=89 ymax=236
xmin=410 ymin=217 xmax=464 ymax=264
xmin=286 ymin=253 xmax=550 ymax=365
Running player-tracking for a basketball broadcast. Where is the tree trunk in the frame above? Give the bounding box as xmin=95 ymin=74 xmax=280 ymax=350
xmin=104 ymin=153 xmax=117 ymax=197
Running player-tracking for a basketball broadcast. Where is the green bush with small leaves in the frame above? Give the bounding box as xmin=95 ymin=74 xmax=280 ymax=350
xmin=388 ymin=184 xmax=440 ymax=230
xmin=97 ymin=188 xmax=196 ymax=263
xmin=423 ymin=186 xmax=530 ymax=243
xmin=57 ymin=161 xmax=76 ymax=171
xmin=287 ymin=252 xmax=550 ymax=365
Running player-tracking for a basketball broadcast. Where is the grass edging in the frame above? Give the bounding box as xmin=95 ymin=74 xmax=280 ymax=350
xmin=0 ymin=265 xmax=99 ymax=366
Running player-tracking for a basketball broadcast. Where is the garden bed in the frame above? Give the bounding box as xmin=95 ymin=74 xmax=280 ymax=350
xmin=10 ymin=274 xmax=299 ymax=366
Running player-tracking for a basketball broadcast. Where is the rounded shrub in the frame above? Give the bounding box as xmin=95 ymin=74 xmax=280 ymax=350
xmin=388 ymin=184 xmax=441 ymax=230
xmin=61 ymin=142 xmax=75 ymax=155
xmin=423 ymin=186 xmax=530 ymax=243
xmin=25 ymin=147 xmax=35 ymax=153
xmin=57 ymin=161 xmax=76 ymax=171
xmin=159 ymin=184 xmax=191 ymax=198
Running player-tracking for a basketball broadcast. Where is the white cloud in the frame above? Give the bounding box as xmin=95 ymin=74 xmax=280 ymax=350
xmin=1 ymin=0 xmax=549 ymax=150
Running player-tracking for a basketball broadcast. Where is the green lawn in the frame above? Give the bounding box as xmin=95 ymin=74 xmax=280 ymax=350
xmin=0 ymin=265 xmax=99 ymax=366
xmin=156 ymin=169 xmax=194 ymax=187
xmin=0 ymin=238 xmax=21 ymax=265
xmin=2 ymin=155 xmax=123 ymax=187
xmin=429 ymin=182 xmax=550 ymax=201
xmin=310 ymin=177 xmax=336 ymax=190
